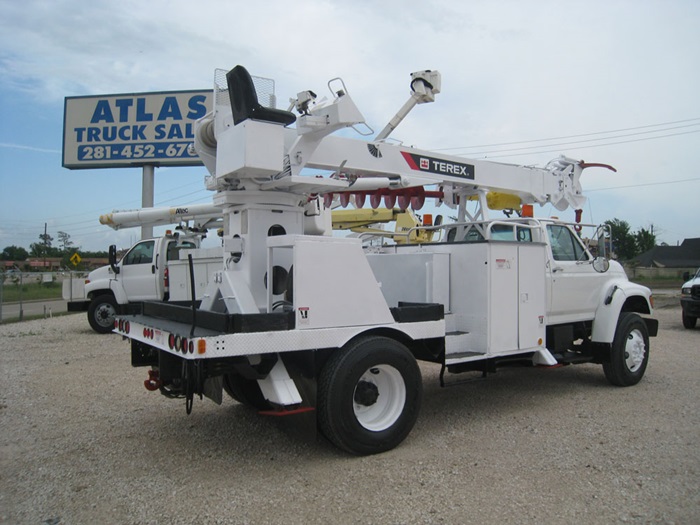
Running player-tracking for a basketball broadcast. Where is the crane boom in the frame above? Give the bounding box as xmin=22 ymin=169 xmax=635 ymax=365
xmin=198 ymin=65 xmax=612 ymax=222
xmin=99 ymin=203 xmax=222 ymax=230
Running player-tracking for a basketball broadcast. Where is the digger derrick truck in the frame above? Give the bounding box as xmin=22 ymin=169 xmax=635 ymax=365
xmin=115 ymin=66 xmax=658 ymax=455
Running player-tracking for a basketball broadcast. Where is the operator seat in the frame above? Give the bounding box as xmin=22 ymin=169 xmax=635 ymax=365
xmin=226 ymin=65 xmax=297 ymax=126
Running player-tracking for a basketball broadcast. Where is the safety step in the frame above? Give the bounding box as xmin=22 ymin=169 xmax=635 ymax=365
xmin=444 ymin=331 xmax=485 ymax=365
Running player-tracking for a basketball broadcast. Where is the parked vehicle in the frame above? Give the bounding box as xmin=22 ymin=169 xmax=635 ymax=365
xmin=681 ymin=267 xmax=700 ymax=329
xmin=64 ymin=231 xmax=221 ymax=333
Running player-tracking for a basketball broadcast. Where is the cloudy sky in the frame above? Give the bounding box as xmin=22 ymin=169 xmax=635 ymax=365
xmin=1 ymin=0 xmax=698 ymax=253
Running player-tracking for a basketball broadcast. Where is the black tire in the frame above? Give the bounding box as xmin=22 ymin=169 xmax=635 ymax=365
xmin=682 ymin=312 xmax=697 ymax=329
xmin=223 ymin=374 xmax=272 ymax=411
xmin=603 ymin=312 xmax=649 ymax=386
xmin=87 ymin=295 xmax=118 ymax=334
xmin=317 ymin=336 xmax=422 ymax=455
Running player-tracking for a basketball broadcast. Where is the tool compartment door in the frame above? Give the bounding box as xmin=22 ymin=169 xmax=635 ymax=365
xmin=488 ymin=242 xmax=546 ymax=355
xmin=517 ymin=243 xmax=546 ymax=350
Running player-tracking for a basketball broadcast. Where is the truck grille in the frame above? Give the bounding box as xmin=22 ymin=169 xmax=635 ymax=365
xmin=692 ymin=285 xmax=700 ymax=300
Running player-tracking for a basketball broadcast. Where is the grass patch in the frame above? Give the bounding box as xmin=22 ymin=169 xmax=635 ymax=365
xmin=1 ymin=280 xmax=63 ymax=302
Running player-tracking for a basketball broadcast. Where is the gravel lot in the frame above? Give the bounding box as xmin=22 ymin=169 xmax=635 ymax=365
xmin=1 ymin=300 xmax=697 ymax=525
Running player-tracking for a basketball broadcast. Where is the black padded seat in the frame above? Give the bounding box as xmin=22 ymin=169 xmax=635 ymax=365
xmin=226 ymin=65 xmax=296 ymax=126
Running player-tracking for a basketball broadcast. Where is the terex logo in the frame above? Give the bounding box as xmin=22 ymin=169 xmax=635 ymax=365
xmin=401 ymin=152 xmax=475 ymax=180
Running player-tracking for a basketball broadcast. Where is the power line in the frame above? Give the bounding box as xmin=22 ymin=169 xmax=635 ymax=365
xmin=433 ymin=117 xmax=700 ymax=152
xmin=586 ymin=177 xmax=700 ymax=192
xmin=453 ymin=125 xmax=700 ymax=157
xmin=474 ymin=130 xmax=700 ymax=159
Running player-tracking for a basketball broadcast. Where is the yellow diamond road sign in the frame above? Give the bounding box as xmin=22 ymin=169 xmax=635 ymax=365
xmin=70 ymin=253 xmax=82 ymax=266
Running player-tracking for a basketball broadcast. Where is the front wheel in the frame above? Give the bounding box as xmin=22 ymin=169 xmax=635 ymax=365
xmin=682 ymin=312 xmax=697 ymax=329
xmin=603 ymin=312 xmax=649 ymax=386
xmin=317 ymin=336 xmax=422 ymax=455
xmin=87 ymin=295 xmax=118 ymax=334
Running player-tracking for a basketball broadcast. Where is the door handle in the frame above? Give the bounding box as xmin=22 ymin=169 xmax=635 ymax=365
xmin=552 ymin=266 xmax=564 ymax=273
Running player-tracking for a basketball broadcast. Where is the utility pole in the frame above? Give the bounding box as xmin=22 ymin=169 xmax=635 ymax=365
xmin=43 ymin=222 xmax=47 ymax=270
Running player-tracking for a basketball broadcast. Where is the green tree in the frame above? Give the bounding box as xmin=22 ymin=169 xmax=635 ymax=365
xmin=30 ymin=232 xmax=60 ymax=258
xmin=635 ymin=227 xmax=656 ymax=254
xmin=605 ymin=218 xmax=637 ymax=260
xmin=1 ymin=245 xmax=29 ymax=261
xmin=57 ymin=231 xmax=74 ymax=252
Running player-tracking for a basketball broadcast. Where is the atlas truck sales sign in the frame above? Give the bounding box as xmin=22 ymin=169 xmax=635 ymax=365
xmin=63 ymin=90 xmax=212 ymax=169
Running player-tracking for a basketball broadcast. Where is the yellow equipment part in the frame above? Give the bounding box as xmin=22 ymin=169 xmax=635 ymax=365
xmin=331 ymin=208 xmax=437 ymax=244
xmin=465 ymin=192 xmax=523 ymax=211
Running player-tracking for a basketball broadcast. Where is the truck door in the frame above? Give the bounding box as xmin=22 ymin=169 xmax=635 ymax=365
xmin=119 ymin=240 xmax=161 ymax=301
xmin=546 ymin=224 xmax=599 ymax=324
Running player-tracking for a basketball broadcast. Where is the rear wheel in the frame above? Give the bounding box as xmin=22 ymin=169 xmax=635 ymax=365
xmin=223 ymin=374 xmax=271 ymax=410
xmin=603 ymin=312 xmax=649 ymax=386
xmin=87 ymin=295 xmax=118 ymax=334
xmin=682 ymin=312 xmax=697 ymax=329
xmin=317 ymin=336 xmax=422 ymax=455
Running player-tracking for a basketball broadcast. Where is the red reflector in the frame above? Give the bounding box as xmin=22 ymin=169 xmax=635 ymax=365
xmin=168 ymin=334 xmax=175 ymax=350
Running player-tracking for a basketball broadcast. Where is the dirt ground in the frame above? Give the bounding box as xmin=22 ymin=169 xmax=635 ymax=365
xmin=0 ymin=301 xmax=697 ymax=524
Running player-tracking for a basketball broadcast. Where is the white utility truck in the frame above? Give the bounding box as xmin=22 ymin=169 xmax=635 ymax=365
xmin=65 ymin=205 xmax=222 ymax=333
xmin=114 ymin=66 xmax=657 ymax=455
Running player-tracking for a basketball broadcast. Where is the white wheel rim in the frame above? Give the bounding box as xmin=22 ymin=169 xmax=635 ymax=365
xmin=353 ymin=365 xmax=406 ymax=432
xmin=624 ymin=329 xmax=646 ymax=372
xmin=96 ymin=304 xmax=116 ymax=327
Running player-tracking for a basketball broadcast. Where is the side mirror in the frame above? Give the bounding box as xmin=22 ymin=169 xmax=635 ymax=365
xmin=108 ymin=245 xmax=120 ymax=274
xmin=683 ymin=271 xmax=690 ymax=282
xmin=593 ymin=257 xmax=610 ymax=273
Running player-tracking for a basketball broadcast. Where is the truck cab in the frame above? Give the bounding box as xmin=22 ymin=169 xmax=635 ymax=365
xmin=681 ymin=267 xmax=700 ymax=329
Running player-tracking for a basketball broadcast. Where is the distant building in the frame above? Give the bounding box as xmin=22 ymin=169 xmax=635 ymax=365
xmin=25 ymin=257 xmax=63 ymax=270
xmin=630 ymin=238 xmax=700 ymax=268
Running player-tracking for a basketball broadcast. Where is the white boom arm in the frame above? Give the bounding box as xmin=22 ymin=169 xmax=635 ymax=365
xmin=198 ymin=66 xmax=612 ymax=218
xmin=99 ymin=203 xmax=222 ymax=231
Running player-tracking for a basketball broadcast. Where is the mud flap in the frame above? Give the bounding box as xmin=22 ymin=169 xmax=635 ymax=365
xmin=259 ymin=351 xmax=318 ymax=444
xmin=203 ymin=376 xmax=224 ymax=405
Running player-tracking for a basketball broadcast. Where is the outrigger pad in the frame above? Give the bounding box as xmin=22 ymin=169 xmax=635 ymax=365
xmin=226 ymin=65 xmax=297 ymax=126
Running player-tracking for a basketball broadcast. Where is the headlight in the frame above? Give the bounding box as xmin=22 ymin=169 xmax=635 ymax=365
xmin=682 ymin=287 xmax=691 ymax=296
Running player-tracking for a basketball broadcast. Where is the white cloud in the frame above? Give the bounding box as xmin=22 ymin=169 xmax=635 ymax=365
xmin=0 ymin=0 xmax=699 ymax=250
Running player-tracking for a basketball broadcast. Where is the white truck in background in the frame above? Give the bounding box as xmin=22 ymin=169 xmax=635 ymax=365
xmin=65 ymin=205 xmax=223 ymax=333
